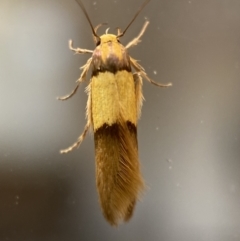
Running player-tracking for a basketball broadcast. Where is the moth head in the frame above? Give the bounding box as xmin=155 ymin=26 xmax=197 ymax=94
xmin=92 ymin=26 xmax=120 ymax=46
xmin=97 ymin=34 xmax=120 ymax=46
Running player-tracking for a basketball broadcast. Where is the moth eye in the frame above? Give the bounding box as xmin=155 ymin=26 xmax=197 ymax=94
xmin=96 ymin=39 xmax=101 ymax=46
xmin=117 ymin=39 xmax=121 ymax=43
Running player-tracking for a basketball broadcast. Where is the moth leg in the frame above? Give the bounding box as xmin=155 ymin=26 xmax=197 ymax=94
xmin=57 ymin=84 xmax=80 ymax=101
xmin=130 ymin=57 xmax=172 ymax=87
xmin=125 ymin=21 xmax=149 ymax=49
xmin=133 ymin=72 xmax=144 ymax=119
xmin=57 ymin=57 xmax=92 ymax=100
xmin=60 ymin=122 xmax=90 ymax=154
xmin=69 ymin=40 xmax=93 ymax=54
xmin=60 ymin=83 xmax=92 ymax=154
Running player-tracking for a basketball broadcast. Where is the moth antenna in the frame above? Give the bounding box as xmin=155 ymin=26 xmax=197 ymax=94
xmin=75 ymin=0 xmax=101 ymax=43
xmin=117 ymin=0 xmax=151 ymax=38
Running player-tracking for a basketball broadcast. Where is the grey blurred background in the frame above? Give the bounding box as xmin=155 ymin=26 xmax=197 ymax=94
xmin=1 ymin=0 xmax=240 ymax=240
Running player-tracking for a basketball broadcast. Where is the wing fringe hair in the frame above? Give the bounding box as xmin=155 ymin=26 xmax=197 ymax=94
xmin=95 ymin=112 xmax=144 ymax=225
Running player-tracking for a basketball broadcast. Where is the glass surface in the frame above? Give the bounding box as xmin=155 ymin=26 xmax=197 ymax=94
xmin=1 ymin=0 xmax=240 ymax=240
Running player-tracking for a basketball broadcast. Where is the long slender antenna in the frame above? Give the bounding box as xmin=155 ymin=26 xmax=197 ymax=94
xmin=117 ymin=0 xmax=151 ymax=38
xmin=75 ymin=0 xmax=100 ymax=42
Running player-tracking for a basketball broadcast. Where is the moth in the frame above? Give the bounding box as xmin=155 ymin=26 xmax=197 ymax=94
xmin=58 ymin=0 xmax=171 ymax=225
